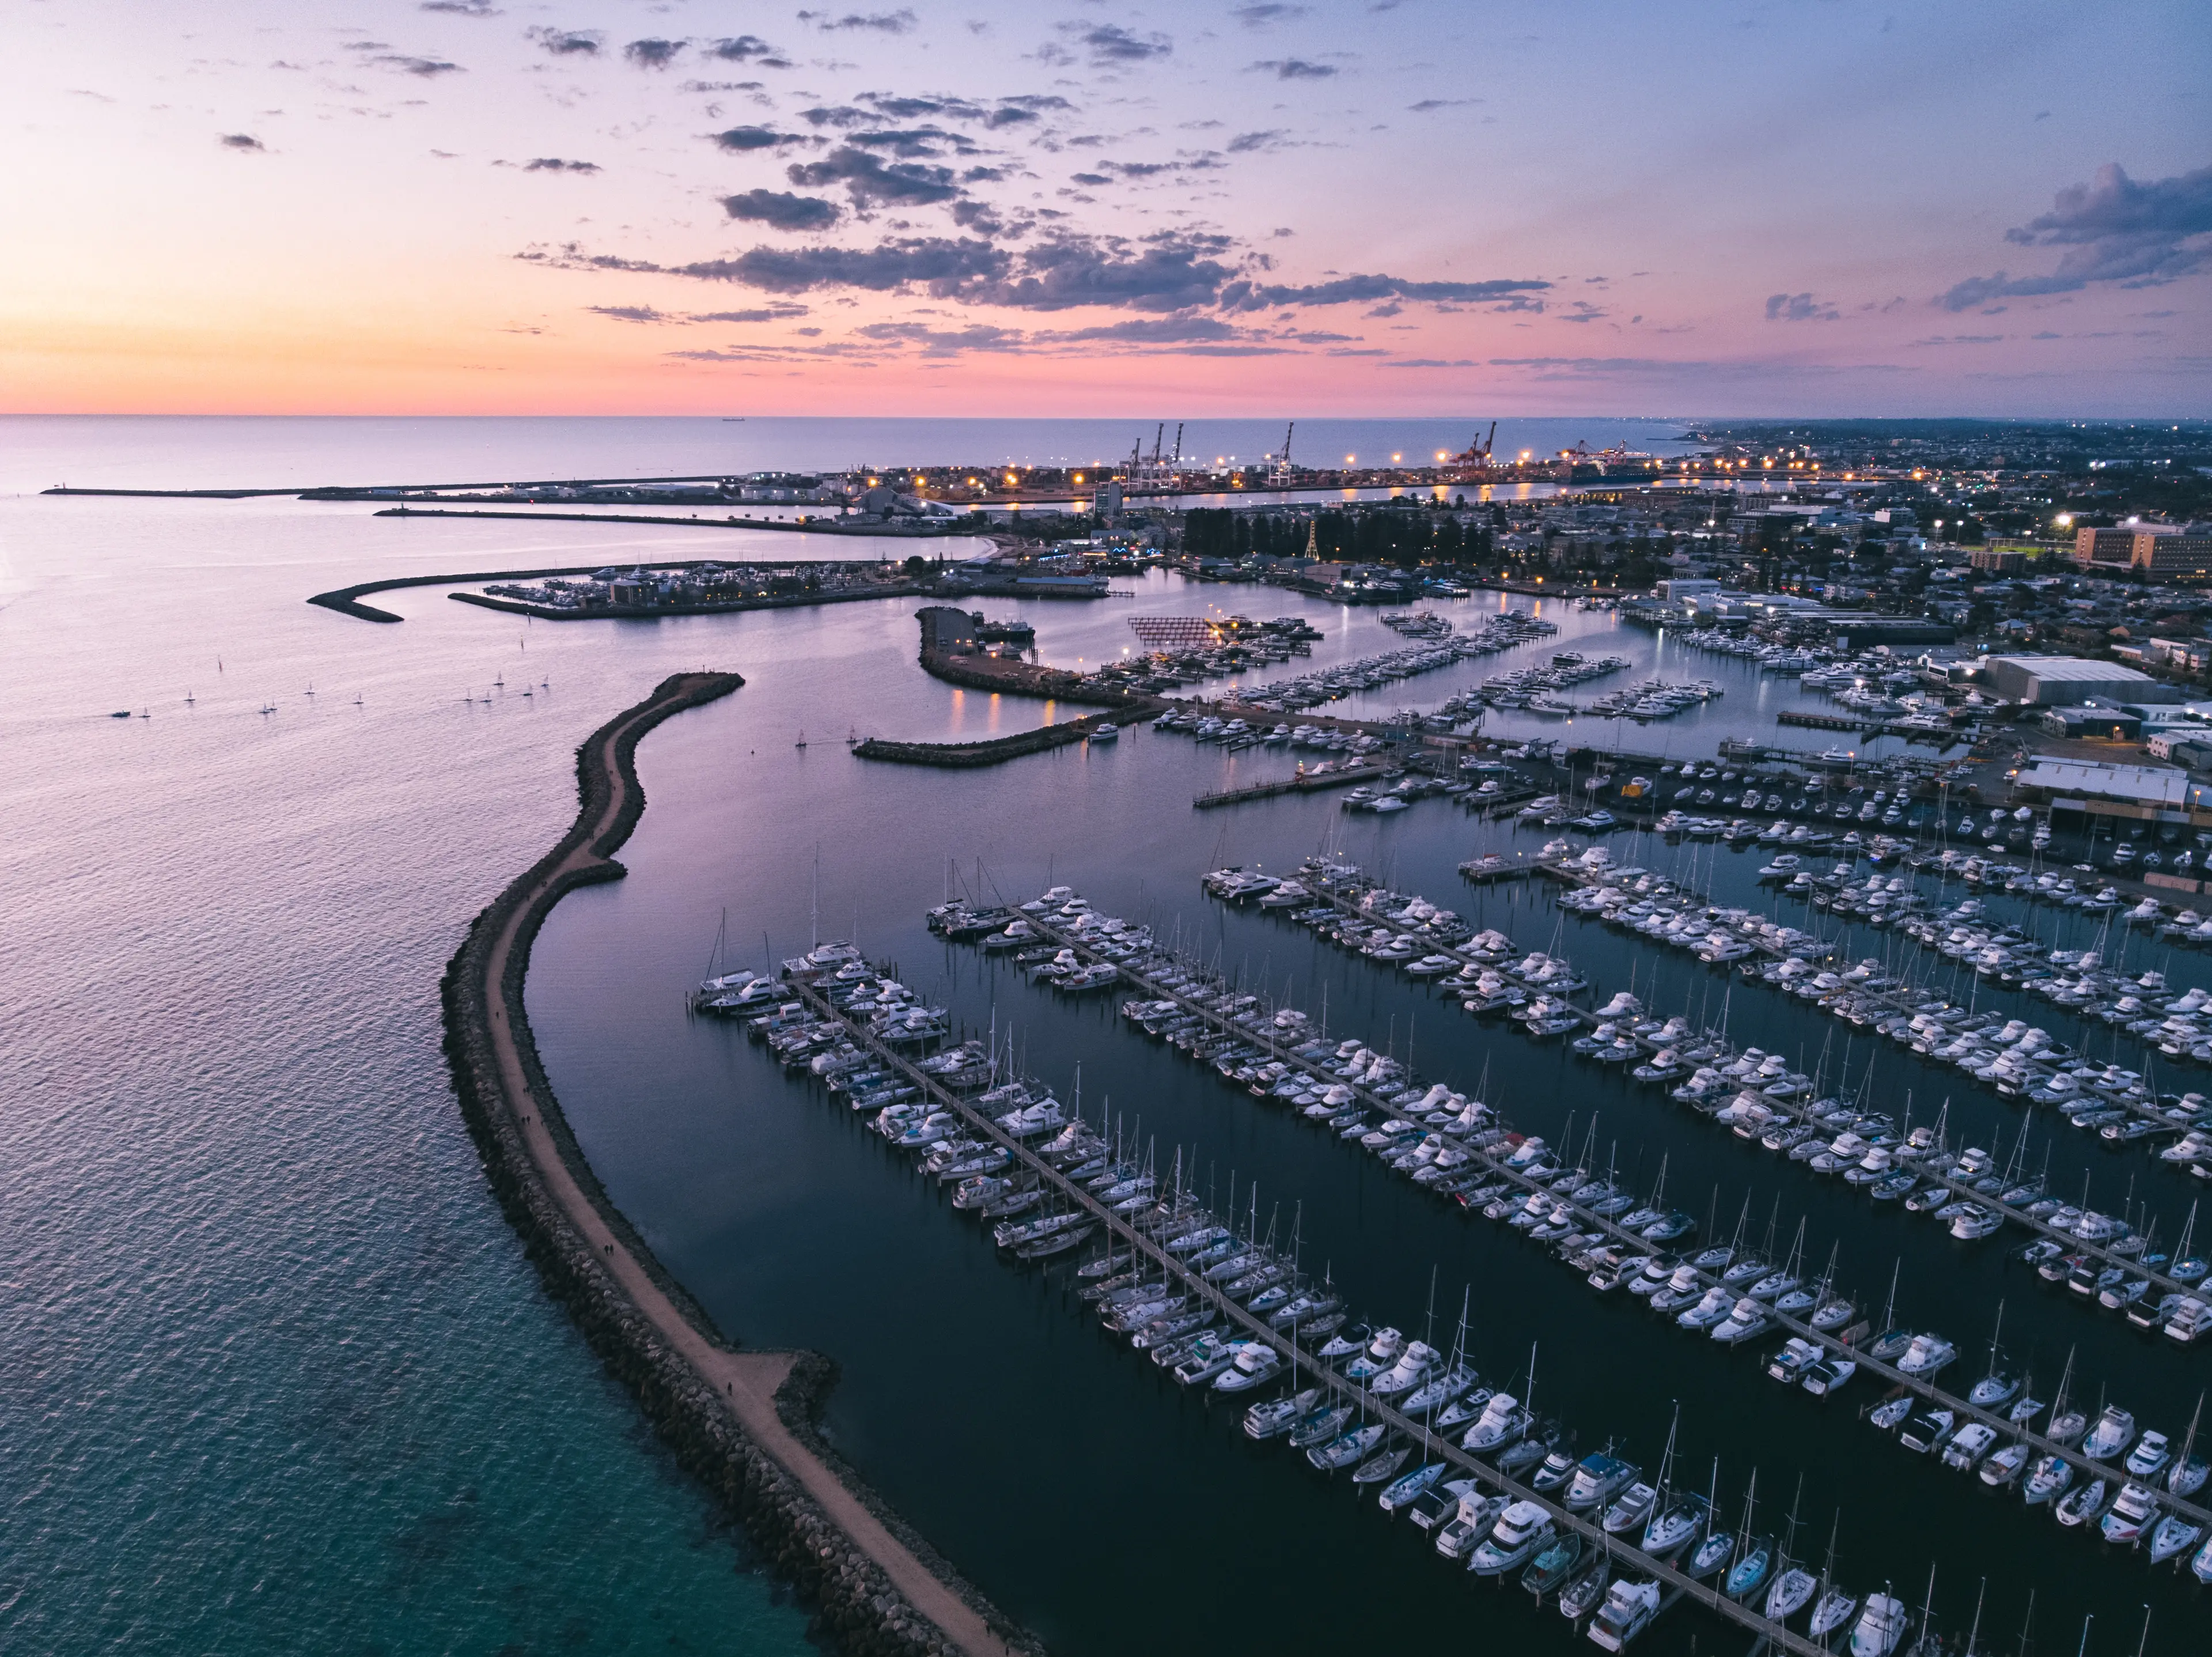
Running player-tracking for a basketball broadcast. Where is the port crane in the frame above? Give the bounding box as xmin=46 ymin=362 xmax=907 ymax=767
xmin=1265 ymin=421 xmax=1297 ymax=487
xmin=1127 ymin=422 xmax=1185 ymax=488
xmin=1448 ymin=421 xmax=1498 ymax=468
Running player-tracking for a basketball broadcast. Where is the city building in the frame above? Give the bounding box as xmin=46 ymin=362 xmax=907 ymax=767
xmin=1984 ymin=655 xmax=2183 ymax=706
xmin=916 ymin=606 xmax=977 ymax=653
xmin=2073 ymin=527 xmax=2138 ymax=569
xmin=2011 ymin=758 xmax=2212 ymax=828
xmin=2072 ymin=524 xmax=2212 ymax=582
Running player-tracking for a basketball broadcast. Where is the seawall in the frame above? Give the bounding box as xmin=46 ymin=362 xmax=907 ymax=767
xmin=853 ymin=709 xmax=1154 ymax=767
xmin=439 ymin=670 xmax=1032 ymax=1657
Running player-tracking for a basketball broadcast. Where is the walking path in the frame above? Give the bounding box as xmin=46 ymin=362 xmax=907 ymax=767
xmin=472 ymin=672 xmax=1014 ymax=1657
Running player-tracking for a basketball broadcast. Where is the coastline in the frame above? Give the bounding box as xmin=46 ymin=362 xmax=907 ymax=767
xmin=378 ymin=506 xmax=978 ymax=537
xmin=439 ymin=669 xmax=1031 ymax=1657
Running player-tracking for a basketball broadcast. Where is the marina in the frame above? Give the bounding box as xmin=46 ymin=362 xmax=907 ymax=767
xmin=734 ymin=943 xmax=1885 ymax=1657
xmin=927 ymin=887 xmax=2212 ymax=1574
xmin=1243 ymin=846 xmax=2210 ymax=1318
xmin=1542 ymin=849 xmax=2212 ymax=1172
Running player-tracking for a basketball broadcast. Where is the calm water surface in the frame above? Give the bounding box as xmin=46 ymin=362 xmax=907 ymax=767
xmin=1 ymin=420 xmax=2197 ymax=1657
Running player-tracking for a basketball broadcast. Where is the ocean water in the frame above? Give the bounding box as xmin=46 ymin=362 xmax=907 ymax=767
xmin=0 ymin=419 xmax=2194 ymax=1657
xmin=1 ymin=414 xmax=1698 ymax=494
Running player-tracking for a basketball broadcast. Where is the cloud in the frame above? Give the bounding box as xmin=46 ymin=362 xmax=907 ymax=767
xmin=1070 ymin=172 xmax=1111 ymax=186
xmin=714 ymin=126 xmax=805 ymax=152
xmin=219 ymin=133 xmax=266 ymax=152
xmin=1909 ymin=334 xmax=2005 ymax=346
xmin=846 ymin=126 xmax=976 ymax=158
xmin=1232 ymin=2 xmax=1307 ymax=22
xmin=587 ymin=304 xmax=807 ymax=324
xmin=1380 ymin=358 xmax=1475 ymax=368
xmin=1052 ymin=315 xmax=1248 ymax=344
xmin=1225 ymin=273 xmax=1550 ymax=308
xmin=526 ymin=226 xmax=1546 ymax=323
xmin=798 ymin=9 xmax=917 ymax=32
xmin=523 ymin=156 xmax=600 ymax=172
xmin=1407 ymin=98 xmax=1476 ymax=112
xmin=856 ymin=321 xmax=1025 ymax=354
xmin=1251 ymin=58 xmax=1335 ymax=79
xmin=1227 ymin=130 xmax=1289 ymax=153
xmin=724 ymin=188 xmax=843 ymax=229
xmin=706 ymin=35 xmax=789 ymax=63
xmin=1071 ymin=24 xmax=1172 ymax=63
xmin=358 ymin=52 xmax=464 ymax=76
xmin=623 ymin=38 xmax=685 ymax=69
xmin=1764 ymin=292 xmax=1839 ymax=322
xmin=527 ymin=27 xmax=602 ymax=56
xmin=1935 ymin=161 xmax=2212 ymax=310
xmin=421 ymin=0 xmax=497 ymax=13
xmin=787 ymin=146 xmax=960 ymax=206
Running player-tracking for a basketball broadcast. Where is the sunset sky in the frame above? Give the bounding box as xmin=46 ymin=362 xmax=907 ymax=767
xmin=5 ymin=0 xmax=2206 ymax=416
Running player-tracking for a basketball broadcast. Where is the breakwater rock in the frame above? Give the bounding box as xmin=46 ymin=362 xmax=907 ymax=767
xmin=853 ymin=710 xmax=1149 ymax=767
xmin=440 ymin=670 xmax=1035 ymax=1657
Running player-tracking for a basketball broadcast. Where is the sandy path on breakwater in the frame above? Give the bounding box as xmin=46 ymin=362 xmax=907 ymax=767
xmin=480 ymin=678 xmax=1014 ymax=1657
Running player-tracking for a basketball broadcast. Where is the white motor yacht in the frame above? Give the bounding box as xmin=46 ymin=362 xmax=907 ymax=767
xmin=1601 ymin=1480 xmax=1658 ymax=1536
xmin=1586 ymin=1578 xmax=1661 ymax=1652
xmin=2021 ymin=1454 xmax=2074 ymax=1505
xmin=1941 ymin=1422 xmax=1997 ymax=1471
xmin=1895 ymin=1333 xmax=1957 ymax=1376
xmin=1676 ymin=1286 xmax=1736 ymax=1330
xmin=1369 ymin=1340 xmax=1440 ymax=1397
xmin=2100 ymin=1481 xmax=2161 ymax=1546
xmin=1566 ymin=1452 xmax=1639 ymax=1512
xmin=1435 ymin=1492 xmax=1508 ymax=1561
xmin=2123 ymin=1429 xmax=2171 ymax=1478
xmin=1470 ymin=1500 xmax=1558 ymax=1575
xmin=1849 ymin=1592 xmax=1909 ymax=1657
xmin=1710 ymin=1298 xmax=1771 ymax=1344
xmin=2082 ymin=1404 xmax=2137 ymax=1462
xmin=1463 ymin=1391 xmax=1532 ymax=1454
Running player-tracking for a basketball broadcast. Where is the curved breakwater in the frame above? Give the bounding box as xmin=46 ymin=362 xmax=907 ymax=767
xmin=439 ymin=668 xmax=1033 ymax=1657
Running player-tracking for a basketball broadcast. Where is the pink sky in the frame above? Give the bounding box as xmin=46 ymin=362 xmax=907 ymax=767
xmin=3 ymin=0 xmax=2206 ymax=415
